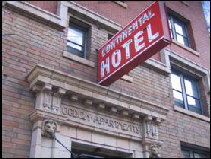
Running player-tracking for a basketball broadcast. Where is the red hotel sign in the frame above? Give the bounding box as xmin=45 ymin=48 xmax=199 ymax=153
xmin=98 ymin=1 xmax=171 ymax=86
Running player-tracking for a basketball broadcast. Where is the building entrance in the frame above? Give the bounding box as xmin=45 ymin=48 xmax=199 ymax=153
xmin=71 ymin=142 xmax=133 ymax=158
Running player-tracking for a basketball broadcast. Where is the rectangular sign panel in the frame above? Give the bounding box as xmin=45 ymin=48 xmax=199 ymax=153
xmin=98 ymin=1 xmax=171 ymax=86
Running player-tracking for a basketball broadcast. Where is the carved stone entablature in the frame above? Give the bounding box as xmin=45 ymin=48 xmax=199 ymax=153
xmin=26 ymin=64 xmax=169 ymax=123
xmin=41 ymin=119 xmax=58 ymax=138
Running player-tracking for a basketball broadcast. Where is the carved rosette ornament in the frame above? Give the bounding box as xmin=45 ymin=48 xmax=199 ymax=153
xmin=149 ymin=143 xmax=161 ymax=158
xmin=41 ymin=119 xmax=57 ymax=137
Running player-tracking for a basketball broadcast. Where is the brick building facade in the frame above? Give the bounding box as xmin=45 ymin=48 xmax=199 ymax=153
xmin=2 ymin=1 xmax=210 ymax=158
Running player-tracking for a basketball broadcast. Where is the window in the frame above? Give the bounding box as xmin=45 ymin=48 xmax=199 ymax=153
xmin=171 ymin=68 xmax=203 ymax=115
xmin=182 ymin=149 xmax=209 ymax=158
xmin=181 ymin=142 xmax=210 ymax=158
xmin=168 ymin=14 xmax=189 ymax=47
xmin=67 ymin=18 xmax=89 ymax=58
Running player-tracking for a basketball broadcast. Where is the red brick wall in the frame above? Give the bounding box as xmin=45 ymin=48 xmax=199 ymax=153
xmin=26 ymin=1 xmax=58 ymax=14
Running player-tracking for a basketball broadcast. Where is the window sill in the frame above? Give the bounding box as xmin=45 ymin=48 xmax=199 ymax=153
xmin=114 ymin=1 xmax=128 ymax=8
xmin=172 ymin=40 xmax=199 ymax=56
xmin=121 ymin=74 xmax=133 ymax=83
xmin=180 ymin=1 xmax=189 ymax=7
xmin=174 ymin=105 xmax=210 ymax=122
xmin=63 ymin=51 xmax=95 ymax=68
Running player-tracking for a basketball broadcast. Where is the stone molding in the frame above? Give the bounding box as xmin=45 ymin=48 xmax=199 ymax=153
xmin=63 ymin=51 xmax=95 ymax=68
xmin=26 ymin=64 xmax=169 ymax=121
xmin=174 ymin=105 xmax=210 ymax=122
xmin=27 ymin=64 xmax=167 ymax=157
xmin=61 ymin=1 xmax=123 ymax=31
xmin=172 ymin=39 xmax=199 ymax=56
xmin=113 ymin=1 xmax=128 ymax=8
xmin=4 ymin=1 xmax=65 ymax=30
xmin=121 ymin=74 xmax=134 ymax=83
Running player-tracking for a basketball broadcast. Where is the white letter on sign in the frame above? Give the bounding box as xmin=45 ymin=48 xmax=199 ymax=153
xmin=112 ymin=49 xmax=121 ymax=68
xmin=134 ymin=30 xmax=145 ymax=52
xmin=123 ymin=39 xmax=133 ymax=59
xmin=147 ymin=23 xmax=159 ymax=42
xmin=101 ymin=57 xmax=110 ymax=78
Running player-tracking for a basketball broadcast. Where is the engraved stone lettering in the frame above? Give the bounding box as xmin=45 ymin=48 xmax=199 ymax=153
xmin=61 ymin=106 xmax=141 ymax=136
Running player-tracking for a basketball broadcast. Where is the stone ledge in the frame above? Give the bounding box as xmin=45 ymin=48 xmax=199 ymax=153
xmin=26 ymin=64 xmax=169 ymax=121
xmin=63 ymin=1 xmax=123 ymax=31
xmin=114 ymin=1 xmax=128 ymax=8
xmin=4 ymin=1 xmax=65 ymax=30
xmin=63 ymin=51 xmax=95 ymax=68
xmin=121 ymin=75 xmax=133 ymax=83
xmin=172 ymin=40 xmax=199 ymax=56
xmin=144 ymin=58 xmax=170 ymax=75
xmin=174 ymin=105 xmax=210 ymax=122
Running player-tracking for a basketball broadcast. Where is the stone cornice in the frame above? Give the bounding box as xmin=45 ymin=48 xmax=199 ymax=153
xmin=26 ymin=64 xmax=169 ymax=121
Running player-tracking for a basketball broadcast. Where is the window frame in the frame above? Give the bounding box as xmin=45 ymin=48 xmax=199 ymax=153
xmin=171 ymin=68 xmax=204 ymax=115
xmin=168 ymin=14 xmax=190 ymax=47
xmin=67 ymin=17 xmax=89 ymax=58
xmin=181 ymin=141 xmax=210 ymax=158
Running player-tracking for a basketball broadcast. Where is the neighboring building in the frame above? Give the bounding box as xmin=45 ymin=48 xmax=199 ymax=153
xmin=2 ymin=1 xmax=210 ymax=158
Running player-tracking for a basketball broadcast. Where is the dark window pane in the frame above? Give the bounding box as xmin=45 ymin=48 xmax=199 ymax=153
xmin=183 ymin=37 xmax=189 ymax=47
xmin=184 ymin=78 xmax=199 ymax=98
xmin=171 ymin=73 xmax=182 ymax=91
xmin=194 ymin=152 xmax=209 ymax=158
xmin=182 ymin=150 xmax=190 ymax=158
xmin=188 ymin=105 xmax=202 ymax=114
xmin=67 ymin=46 xmax=84 ymax=58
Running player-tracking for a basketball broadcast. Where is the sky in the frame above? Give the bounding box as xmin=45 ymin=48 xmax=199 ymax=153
xmin=202 ymin=1 xmax=210 ymax=31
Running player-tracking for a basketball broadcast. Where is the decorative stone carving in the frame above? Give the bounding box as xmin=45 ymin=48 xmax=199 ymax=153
xmin=144 ymin=117 xmax=158 ymax=139
xmin=43 ymin=92 xmax=52 ymax=112
xmin=149 ymin=144 xmax=161 ymax=158
xmin=33 ymin=84 xmax=66 ymax=114
xmin=52 ymin=93 xmax=61 ymax=114
xmin=41 ymin=119 xmax=57 ymax=137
